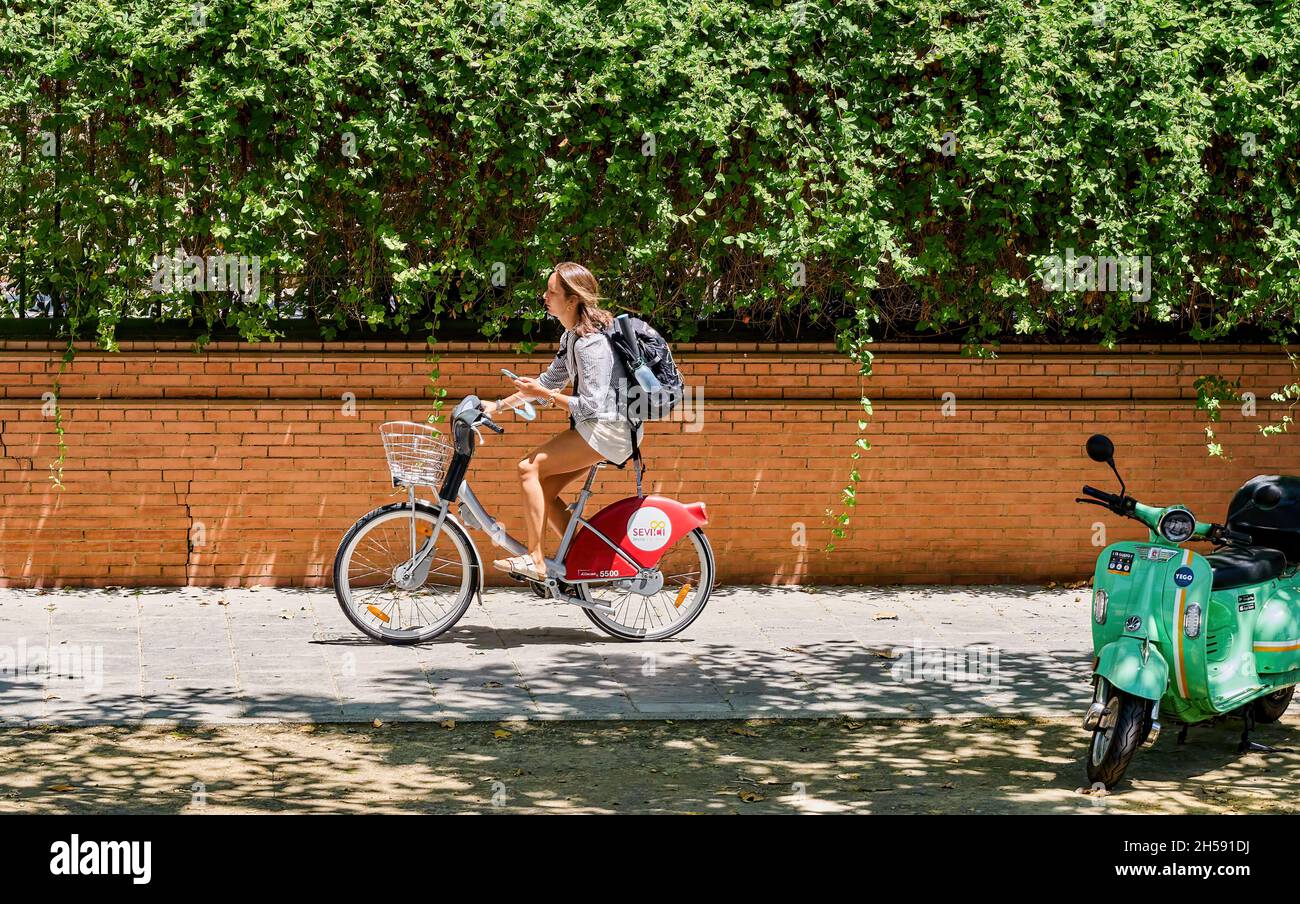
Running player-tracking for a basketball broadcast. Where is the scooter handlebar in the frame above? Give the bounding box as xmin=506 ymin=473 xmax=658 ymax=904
xmin=1207 ymin=523 xmax=1253 ymax=546
xmin=1081 ymin=485 xmax=1118 ymax=505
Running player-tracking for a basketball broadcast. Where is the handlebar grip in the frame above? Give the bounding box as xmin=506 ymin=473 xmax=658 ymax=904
xmin=1223 ymin=527 xmax=1254 ymax=545
xmin=1081 ymin=485 xmax=1114 ymax=503
xmin=480 ymin=417 xmax=505 ymax=434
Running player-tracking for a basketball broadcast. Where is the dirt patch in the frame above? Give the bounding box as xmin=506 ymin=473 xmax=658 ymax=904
xmin=2 ymin=715 xmax=1297 ymax=814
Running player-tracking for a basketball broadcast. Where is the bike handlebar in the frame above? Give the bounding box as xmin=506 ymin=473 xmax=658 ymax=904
xmin=480 ymin=416 xmax=505 ymax=435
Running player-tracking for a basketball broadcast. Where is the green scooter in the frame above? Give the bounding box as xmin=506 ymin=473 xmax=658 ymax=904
xmin=1077 ymin=434 xmax=1300 ymax=788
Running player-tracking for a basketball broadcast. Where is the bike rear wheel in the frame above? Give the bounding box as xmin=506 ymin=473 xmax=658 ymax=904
xmin=580 ymin=528 xmax=714 ymax=640
xmin=333 ymin=503 xmax=477 ymax=644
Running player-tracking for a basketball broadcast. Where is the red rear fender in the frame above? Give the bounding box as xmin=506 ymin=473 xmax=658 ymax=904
xmin=564 ymin=495 xmax=708 ymax=581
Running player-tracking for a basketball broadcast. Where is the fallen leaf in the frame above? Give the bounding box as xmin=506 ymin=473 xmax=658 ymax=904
xmin=738 ymin=790 xmax=765 ymax=803
xmin=842 ymin=720 xmax=865 ymax=731
xmin=492 ymin=729 xmax=512 ymax=740
xmin=439 ymin=719 xmax=456 ymax=730
xmin=873 ymin=611 xmax=898 ymax=621
xmin=371 ymin=718 xmax=383 ymax=728
xmin=727 ymin=726 xmax=759 ymax=737
xmin=482 ymin=680 xmax=503 ymax=688
xmin=49 ymin=784 xmax=75 ymax=793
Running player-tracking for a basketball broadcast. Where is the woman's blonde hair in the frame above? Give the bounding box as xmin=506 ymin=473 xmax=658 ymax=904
xmin=553 ymin=261 xmax=613 ymax=337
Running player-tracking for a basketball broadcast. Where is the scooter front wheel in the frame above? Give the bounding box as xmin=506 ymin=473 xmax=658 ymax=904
xmin=1086 ymin=684 xmax=1149 ymax=790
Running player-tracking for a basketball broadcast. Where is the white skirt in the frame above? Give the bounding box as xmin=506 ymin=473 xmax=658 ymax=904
xmin=575 ymin=418 xmax=643 ymax=465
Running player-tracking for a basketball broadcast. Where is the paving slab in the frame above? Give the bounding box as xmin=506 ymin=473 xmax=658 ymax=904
xmin=0 ymin=584 xmax=1094 ymax=725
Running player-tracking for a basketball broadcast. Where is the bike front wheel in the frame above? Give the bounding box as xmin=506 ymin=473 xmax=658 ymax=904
xmin=580 ymin=528 xmax=715 ymax=641
xmin=333 ymin=502 xmax=477 ymax=644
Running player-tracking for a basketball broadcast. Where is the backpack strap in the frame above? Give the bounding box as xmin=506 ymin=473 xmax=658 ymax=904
xmin=631 ymin=420 xmax=645 ymax=497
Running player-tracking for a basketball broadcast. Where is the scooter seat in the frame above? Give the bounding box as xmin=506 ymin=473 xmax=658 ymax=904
xmin=1205 ymin=546 xmax=1288 ymax=590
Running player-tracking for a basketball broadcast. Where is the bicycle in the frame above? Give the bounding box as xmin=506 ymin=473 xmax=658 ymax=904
xmin=332 ymin=394 xmax=714 ymax=643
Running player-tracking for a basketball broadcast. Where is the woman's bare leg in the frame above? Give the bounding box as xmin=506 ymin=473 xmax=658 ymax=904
xmin=518 ymin=430 xmax=604 ymax=572
xmin=540 ymin=466 xmax=590 ymax=539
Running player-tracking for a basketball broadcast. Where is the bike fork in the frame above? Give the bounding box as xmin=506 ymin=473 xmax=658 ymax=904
xmin=394 ymin=487 xmax=450 ymax=588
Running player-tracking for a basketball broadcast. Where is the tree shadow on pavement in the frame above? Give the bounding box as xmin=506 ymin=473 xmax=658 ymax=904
xmin=3 ymin=715 xmax=1298 ymax=815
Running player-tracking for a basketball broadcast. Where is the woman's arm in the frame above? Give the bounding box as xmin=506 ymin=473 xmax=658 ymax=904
xmin=485 ymin=335 xmax=571 ymax=415
xmin=505 ymin=378 xmax=573 ymax=412
xmin=565 ymin=334 xmax=615 ymax=421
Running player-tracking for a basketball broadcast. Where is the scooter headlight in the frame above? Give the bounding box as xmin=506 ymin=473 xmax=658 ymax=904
xmin=1093 ymin=589 xmax=1108 ymax=625
xmin=1184 ymin=603 xmax=1202 ymax=638
xmin=1158 ymin=508 xmax=1197 ymax=544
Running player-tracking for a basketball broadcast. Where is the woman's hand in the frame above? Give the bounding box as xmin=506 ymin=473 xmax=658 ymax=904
xmin=512 ymin=377 xmax=551 ymax=401
xmin=481 ymin=399 xmax=500 ymax=417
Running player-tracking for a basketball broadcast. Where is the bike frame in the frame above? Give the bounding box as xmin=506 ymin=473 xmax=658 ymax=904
xmin=456 ymin=464 xmax=651 ymax=586
xmin=397 ymin=474 xmax=638 ymax=617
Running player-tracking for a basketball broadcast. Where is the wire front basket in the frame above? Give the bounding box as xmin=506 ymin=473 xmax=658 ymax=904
xmin=380 ymin=421 xmax=453 ymax=489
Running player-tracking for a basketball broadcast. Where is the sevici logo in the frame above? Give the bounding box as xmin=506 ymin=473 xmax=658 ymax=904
xmin=627 ymin=506 xmax=671 ymax=552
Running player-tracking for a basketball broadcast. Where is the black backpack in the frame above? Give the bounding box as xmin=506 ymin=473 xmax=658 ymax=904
xmin=603 ymin=315 xmax=685 ymax=424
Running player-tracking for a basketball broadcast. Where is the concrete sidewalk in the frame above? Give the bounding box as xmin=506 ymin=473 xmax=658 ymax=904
xmin=0 ymin=585 xmax=1094 ymax=725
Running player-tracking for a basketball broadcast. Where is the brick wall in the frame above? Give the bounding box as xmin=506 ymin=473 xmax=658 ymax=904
xmin=0 ymin=338 xmax=1297 ymax=587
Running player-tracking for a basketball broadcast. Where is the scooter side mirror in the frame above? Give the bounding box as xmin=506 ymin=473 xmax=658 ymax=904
xmin=1086 ymin=434 xmax=1115 ymax=464
xmin=1253 ymin=483 xmax=1283 ymax=512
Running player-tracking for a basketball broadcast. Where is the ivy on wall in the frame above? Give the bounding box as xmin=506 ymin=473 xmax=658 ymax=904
xmin=3 ymin=0 xmax=1298 ymax=518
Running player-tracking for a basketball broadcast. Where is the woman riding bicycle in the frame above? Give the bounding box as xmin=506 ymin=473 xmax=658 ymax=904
xmin=482 ymin=262 xmax=642 ymax=582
